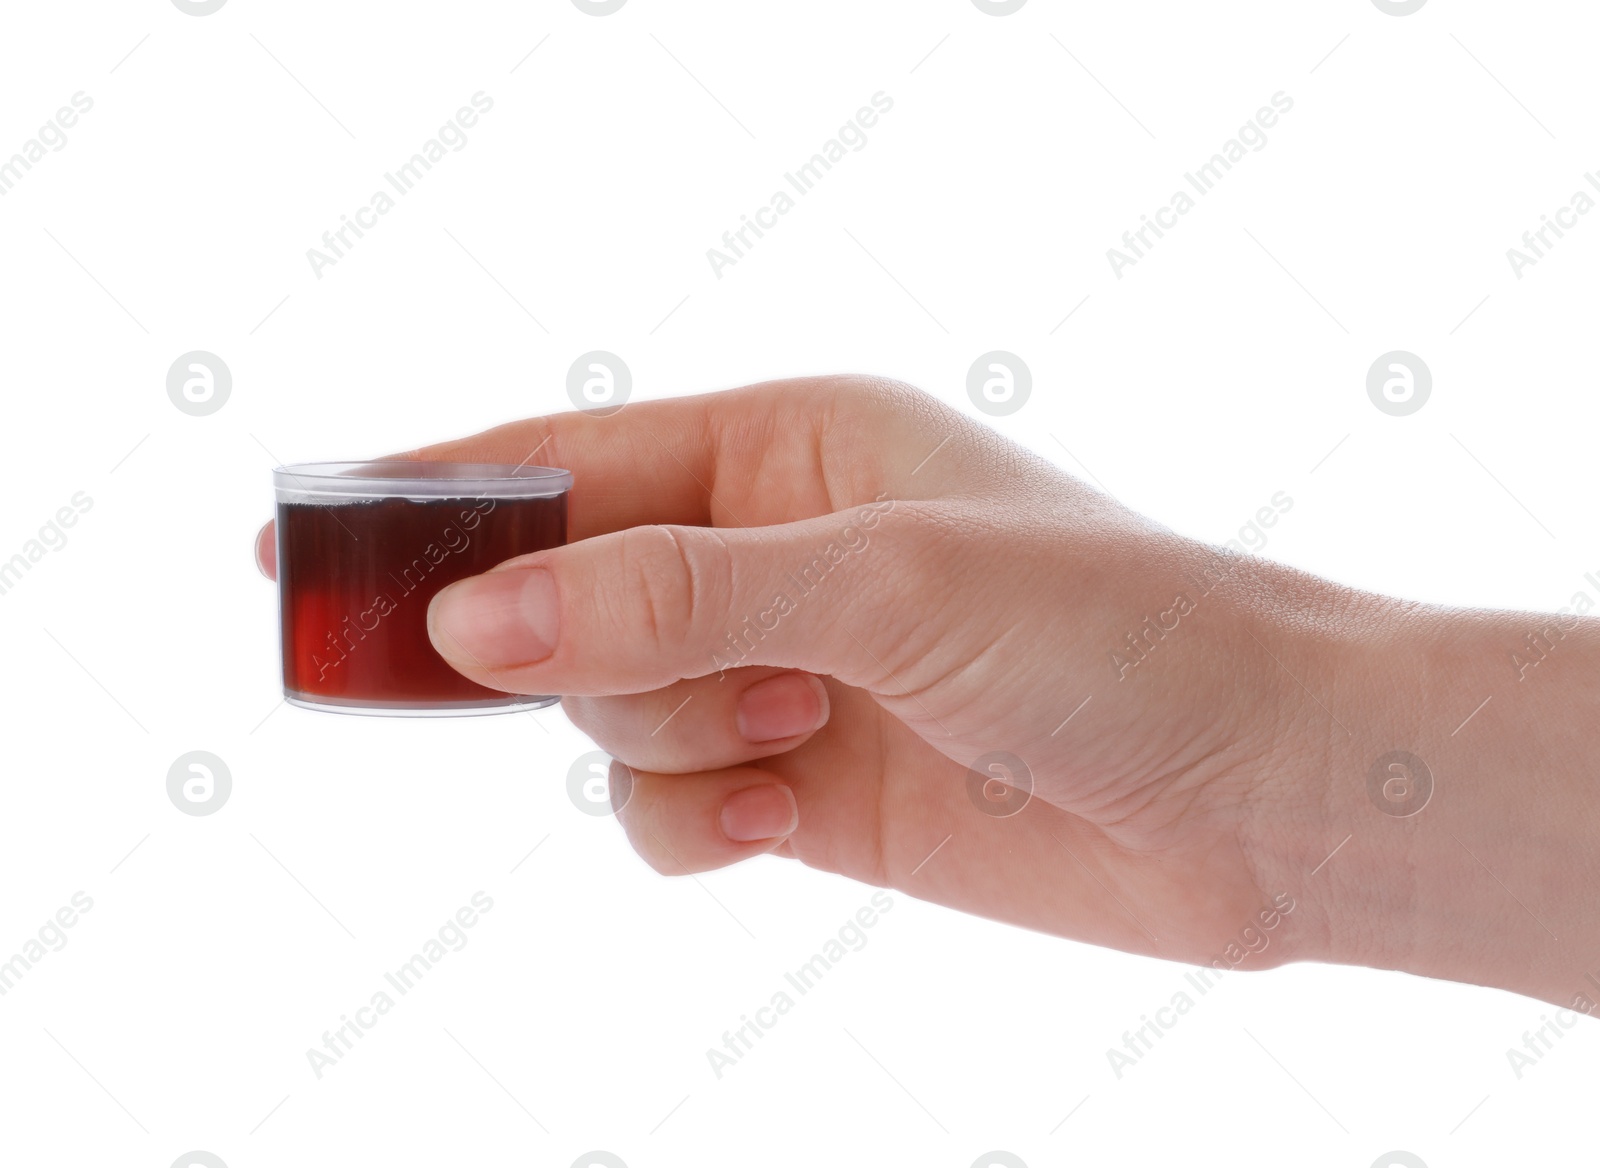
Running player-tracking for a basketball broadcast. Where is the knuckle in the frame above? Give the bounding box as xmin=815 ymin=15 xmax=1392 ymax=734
xmin=818 ymin=374 xmax=930 ymax=422
xmin=616 ymin=524 xmax=731 ymax=661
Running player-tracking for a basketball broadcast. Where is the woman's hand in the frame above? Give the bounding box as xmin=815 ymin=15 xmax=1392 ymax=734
xmin=256 ymin=376 xmax=1600 ymax=1009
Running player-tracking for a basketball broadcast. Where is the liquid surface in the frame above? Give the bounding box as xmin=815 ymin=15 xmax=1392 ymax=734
xmin=277 ymin=494 xmax=566 ymax=706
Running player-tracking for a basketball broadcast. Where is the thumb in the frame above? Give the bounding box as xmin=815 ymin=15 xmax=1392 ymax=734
xmin=426 ymin=501 xmax=922 ymax=697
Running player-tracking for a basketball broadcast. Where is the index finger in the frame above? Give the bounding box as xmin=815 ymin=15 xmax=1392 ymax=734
xmin=386 ymin=374 xmax=934 ymax=538
xmin=254 ymin=375 xmax=963 ymax=579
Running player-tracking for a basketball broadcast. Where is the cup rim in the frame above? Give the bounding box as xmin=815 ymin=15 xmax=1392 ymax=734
xmin=273 ymin=460 xmax=573 ymax=500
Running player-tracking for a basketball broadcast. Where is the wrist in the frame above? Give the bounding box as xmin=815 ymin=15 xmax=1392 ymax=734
xmin=1270 ymin=592 xmax=1600 ymax=1007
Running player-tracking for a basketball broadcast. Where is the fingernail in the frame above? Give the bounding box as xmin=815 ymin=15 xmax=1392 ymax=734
xmin=255 ymin=521 xmax=275 ymax=580
xmin=720 ymin=784 xmax=799 ymax=843
xmin=735 ymin=673 xmax=829 ymax=743
xmin=428 ymin=567 xmax=559 ymax=667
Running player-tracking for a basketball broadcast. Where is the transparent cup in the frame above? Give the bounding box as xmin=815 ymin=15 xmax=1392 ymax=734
xmin=272 ymin=461 xmax=572 ymax=716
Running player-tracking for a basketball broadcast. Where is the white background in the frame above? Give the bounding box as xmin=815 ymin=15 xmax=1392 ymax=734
xmin=1 ymin=1 xmax=1597 ymax=1165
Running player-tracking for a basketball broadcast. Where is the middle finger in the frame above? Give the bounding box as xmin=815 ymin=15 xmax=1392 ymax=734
xmin=562 ymin=667 xmax=830 ymax=774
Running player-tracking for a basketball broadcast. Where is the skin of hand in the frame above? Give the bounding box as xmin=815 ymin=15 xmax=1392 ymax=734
xmin=255 ymin=377 xmax=1600 ymax=1010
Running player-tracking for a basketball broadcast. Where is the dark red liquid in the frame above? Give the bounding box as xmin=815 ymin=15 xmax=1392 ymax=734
xmin=277 ymin=493 xmax=567 ymax=710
